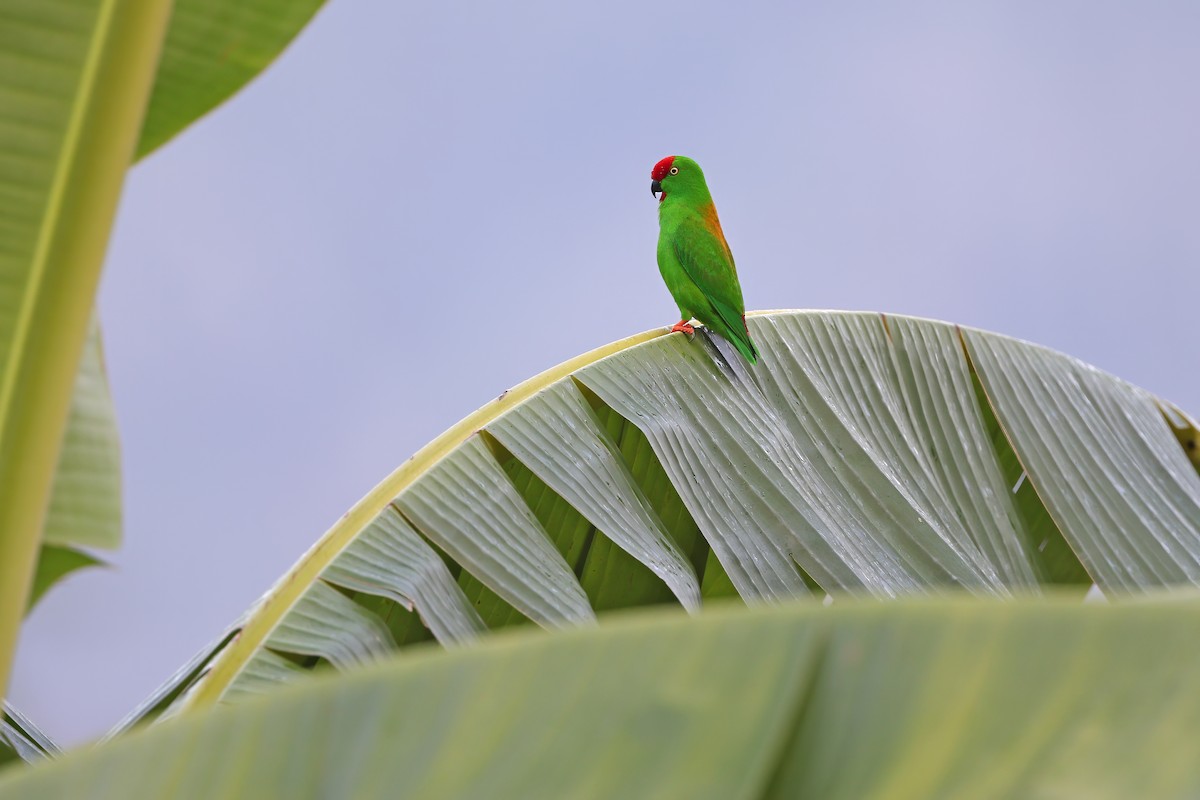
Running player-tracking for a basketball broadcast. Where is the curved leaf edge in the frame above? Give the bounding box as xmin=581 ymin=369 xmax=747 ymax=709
xmin=178 ymin=327 xmax=666 ymax=711
xmin=175 ymin=310 xmax=1200 ymax=713
xmin=133 ymin=1 xmax=329 ymax=160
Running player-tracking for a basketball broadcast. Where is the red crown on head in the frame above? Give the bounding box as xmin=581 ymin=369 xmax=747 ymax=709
xmin=651 ymin=156 xmax=676 ymax=181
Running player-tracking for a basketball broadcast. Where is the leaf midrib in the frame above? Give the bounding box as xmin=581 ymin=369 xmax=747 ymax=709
xmin=0 ymin=0 xmax=120 ymax=424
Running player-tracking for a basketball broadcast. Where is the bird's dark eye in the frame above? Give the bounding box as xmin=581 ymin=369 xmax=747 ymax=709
xmin=669 ymin=167 xmax=679 ymax=175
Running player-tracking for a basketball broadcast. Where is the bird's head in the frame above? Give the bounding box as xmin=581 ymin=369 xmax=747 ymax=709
xmin=650 ymin=155 xmax=706 ymax=203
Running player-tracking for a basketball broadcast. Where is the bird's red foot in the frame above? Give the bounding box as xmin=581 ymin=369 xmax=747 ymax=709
xmin=670 ymin=320 xmax=695 ymax=336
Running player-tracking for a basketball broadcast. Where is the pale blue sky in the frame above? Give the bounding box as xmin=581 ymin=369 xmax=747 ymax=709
xmin=13 ymin=0 xmax=1200 ymax=743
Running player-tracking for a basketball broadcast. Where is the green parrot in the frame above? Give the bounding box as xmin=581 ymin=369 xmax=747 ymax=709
xmin=651 ymin=155 xmax=759 ymax=364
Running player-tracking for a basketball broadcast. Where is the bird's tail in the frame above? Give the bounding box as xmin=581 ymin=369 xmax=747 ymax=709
xmin=709 ymin=313 xmax=758 ymax=365
xmin=702 ymin=300 xmax=759 ymax=365
xmin=731 ymin=320 xmax=759 ymax=365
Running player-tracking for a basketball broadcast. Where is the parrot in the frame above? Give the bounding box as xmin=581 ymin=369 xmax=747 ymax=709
xmin=650 ymin=155 xmax=759 ymax=364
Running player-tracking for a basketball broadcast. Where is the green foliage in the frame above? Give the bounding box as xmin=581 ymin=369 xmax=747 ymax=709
xmin=0 ymin=0 xmax=172 ymax=700
xmin=0 ymin=0 xmax=332 ymax=683
xmin=2 ymin=599 xmax=1198 ymax=799
xmin=135 ymin=0 xmax=328 ymax=158
xmin=100 ymin=312 xmax=1200 ymax=728
xmin=27 ymin=546 xmax=102 ymax=613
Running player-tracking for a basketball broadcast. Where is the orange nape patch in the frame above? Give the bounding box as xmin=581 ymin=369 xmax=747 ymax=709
xmin=699 ymin=202 xmax=732 ymax=256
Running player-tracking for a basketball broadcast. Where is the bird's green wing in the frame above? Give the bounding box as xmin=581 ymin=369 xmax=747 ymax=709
xmin=670 ymin=217 xmax=758 ymax=361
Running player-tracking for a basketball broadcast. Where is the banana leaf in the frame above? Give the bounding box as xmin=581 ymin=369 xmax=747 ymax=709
xmin=4 ymin=597 xmax=1200 ymax=798
xmin=7 ymin=0 xmax=330 ymax=624
xmin=111 ymin=311 xmax=1199 ymax=723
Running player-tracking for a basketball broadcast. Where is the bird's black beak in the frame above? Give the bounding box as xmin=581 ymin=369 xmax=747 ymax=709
xmin=650 ymin=179 xmax=662 ymax=200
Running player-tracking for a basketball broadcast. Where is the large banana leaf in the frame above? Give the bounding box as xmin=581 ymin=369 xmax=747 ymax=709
xmin=0 ymin=0 xmax=348 ymax=764
xmin=0 ymin=0 xmax=172 ymax=698
xmin=4 ymin=598 xmax=1200 ymax=798
xmin=13 ymin=0 xmax=330 ymax=621
xmin=116 ymin=311 xmax=1198 ymax=723
xmin=36 ymin=0 xmax=329 ymax=568
xmin=0 ymin=0 xmax=331 ymax=752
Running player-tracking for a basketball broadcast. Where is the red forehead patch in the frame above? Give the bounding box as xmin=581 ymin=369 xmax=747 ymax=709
xmin=651 ymin=156 xmax=676 ymax=181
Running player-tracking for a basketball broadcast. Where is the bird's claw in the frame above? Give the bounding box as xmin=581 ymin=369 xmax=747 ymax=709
xmin=670 ymin=321 xmax=695 ymax=337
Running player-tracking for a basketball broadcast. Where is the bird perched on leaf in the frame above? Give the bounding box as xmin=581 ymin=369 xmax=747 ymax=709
xmin=651 ymin=155 xmax=759 ymax=364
